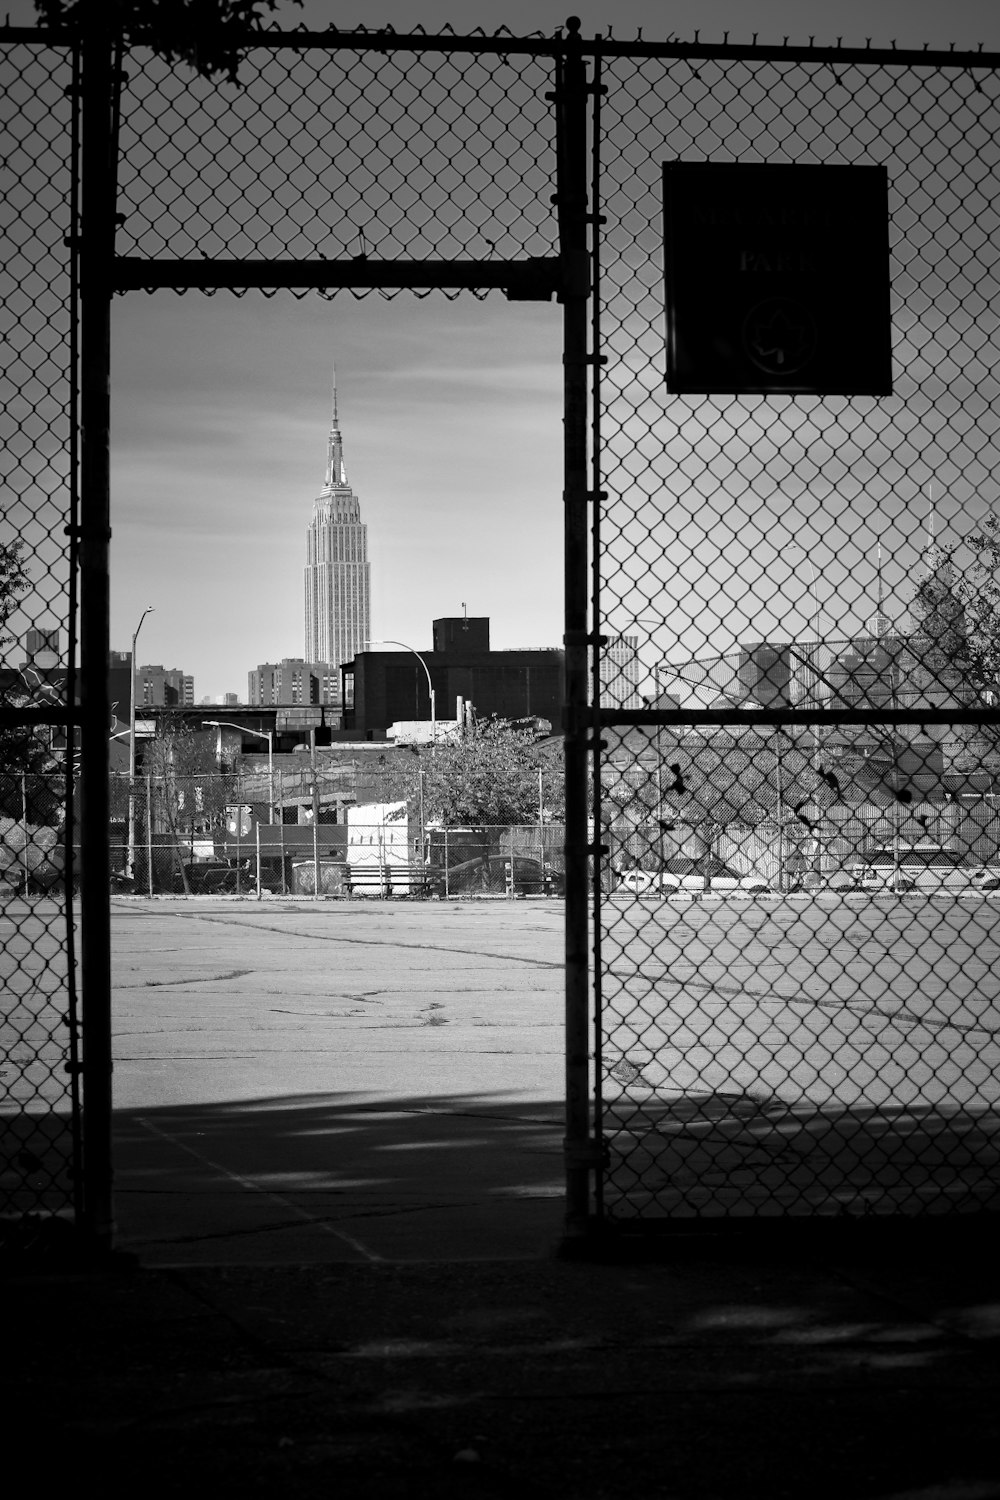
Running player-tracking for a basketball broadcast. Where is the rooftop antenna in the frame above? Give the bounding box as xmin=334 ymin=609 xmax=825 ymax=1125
xmin=867 ymin=535 xmax=892 ymax=640
xmin=325 ymin=360 xmax=346 ymax=488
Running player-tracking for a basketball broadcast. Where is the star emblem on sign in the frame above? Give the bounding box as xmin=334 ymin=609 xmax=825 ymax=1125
xmin=743 ymin=297 xmax=818 ymax=376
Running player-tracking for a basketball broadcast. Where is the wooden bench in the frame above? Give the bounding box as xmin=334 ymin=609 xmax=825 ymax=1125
xmin=345 ymin=864 xmax=435 ymax=897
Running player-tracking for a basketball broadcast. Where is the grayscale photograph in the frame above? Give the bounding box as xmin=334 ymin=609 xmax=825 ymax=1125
xmin=2 ymin=1 xmax=999 ymax=1495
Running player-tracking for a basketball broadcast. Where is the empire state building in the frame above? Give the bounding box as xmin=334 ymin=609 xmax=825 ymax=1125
xmin=304 ymin=375 xmax=370 ymax=677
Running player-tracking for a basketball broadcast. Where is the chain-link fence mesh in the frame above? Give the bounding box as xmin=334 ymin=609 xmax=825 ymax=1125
xmin=595 ymin=49 xmax=1000 ymax=1222
xmin=0 ymin=36 xmax=79 ymax=1233
xmin=106 ymin=770 xmax=564 ymax=899
xmin=115 ymin=36 xmax=558 ymax=295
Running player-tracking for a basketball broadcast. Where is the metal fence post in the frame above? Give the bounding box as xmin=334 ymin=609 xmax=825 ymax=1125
xmin=21 ymin=773 xmax=29 ymax=892
xmin=556 ymin=16 xmax=596 ymax=1244
xmin=78 ymin=10 xmax=119 ymax=1251
xmin=311 ymin=732 xmax=320 ymax=898
xmin=279 ymin=769 xmax=286 ymax=894
xmin=146 ymin=773 xmax=153 ymax=896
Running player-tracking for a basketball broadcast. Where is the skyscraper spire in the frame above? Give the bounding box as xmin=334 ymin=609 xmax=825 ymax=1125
xmin=325 ymin=362 xmax=347 ymax=489
xmin=870 ymin=537 xmax=891 ymax=639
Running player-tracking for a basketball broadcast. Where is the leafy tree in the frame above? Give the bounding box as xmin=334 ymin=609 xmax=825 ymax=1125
xmin=0 ymin=539 xmax=30 ymax=657
xmin=143 ymin=717 xmax=228 ymax=890
xmin=0 ymin=541 xmax=63 ymax=830
xmin=926 ymin=519 xmax=1000 ymax=703
xmin=653 ymin=728 xmax=827 ymax=830
xmin=904 ymin=532 xmax=1000 ymax=791
xmin=421 ymin=718 xmax=562 ymax=829
xmin=35 ymin=0 xmax=301 ymax=83
xmin=907 ymin=542 xmax=982 ymax=708
xmin=375 ymin=718 xmax=563 ymax=832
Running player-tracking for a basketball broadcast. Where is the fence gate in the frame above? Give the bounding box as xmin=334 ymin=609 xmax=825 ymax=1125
xmin=590 ymin=38 xmax=1000 ymax=1231
xmin=4 ymin=15 xmax=582 ymax=1251
xmin=0 ymin=32 xmax=82 ymax=1252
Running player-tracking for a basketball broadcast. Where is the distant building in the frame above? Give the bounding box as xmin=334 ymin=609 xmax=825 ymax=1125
xmin=671 ymin=642 xmax=797 ymax=710
xmin=432 ymin=616 xmax=490 ymax=653
xmin=247 ymin=658 xmax=342 ymax=708
xmin=137 ymin=664 xmax=194 ymax=707
xmin=22 ymin=627 xmax=61 ymax=670
xmin=1 ymin=630 xmax=66 ymax=722
xmin=598 ymin=635 xmax=641 ymax=709
xmin=304 ymin=371 xmax=371 ymax=681
xmin=343 ymin=617 xmax=564 ymax=738
xmin=108 ymin=650 xmax=133 ymax=727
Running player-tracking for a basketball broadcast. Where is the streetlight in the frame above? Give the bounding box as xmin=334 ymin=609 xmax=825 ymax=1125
xmin=203 ymin=721 xmax=275 ymax=823
xmin=363 ymin=639 xmax=436 ymax=744
xmin=789 ymin=544 xmax=828 ymax=883
xmin=788 ymin=541 xmax=823 ymax=713
xmin=127 ymin=605 xmax=154 ymax=879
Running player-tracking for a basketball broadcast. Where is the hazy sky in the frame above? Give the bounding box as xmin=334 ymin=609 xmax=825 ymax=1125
xmin=7 ymin=0 xmax=1000 ymax=700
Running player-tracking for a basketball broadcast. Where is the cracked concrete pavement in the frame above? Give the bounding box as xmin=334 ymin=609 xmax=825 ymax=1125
xmin=110 ymin=898 xmax=568 ymax=1263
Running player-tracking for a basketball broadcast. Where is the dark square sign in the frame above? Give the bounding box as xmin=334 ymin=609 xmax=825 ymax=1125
xmin=663 ymin=162 xmax=892 ymax=395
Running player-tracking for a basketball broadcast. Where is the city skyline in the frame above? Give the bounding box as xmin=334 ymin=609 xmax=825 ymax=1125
xmin=108 ymin=295 xmax=565 ymax=702
xmin=6 ymin=0 xmax=998 ymax=702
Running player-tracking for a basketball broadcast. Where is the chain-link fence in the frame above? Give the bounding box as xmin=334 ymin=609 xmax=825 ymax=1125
xmin=6 ymin=18 xmax=1000 ymax=1249
xmin=594 ymin=44 xmax=1000 ymax=1224
xmin=114 ymin=33 xmax=559 ymax=294
xmin=0 ymin=34 xmax=80 ymax=1242
xmin=105 ymin=770 xmax=565 ymax=899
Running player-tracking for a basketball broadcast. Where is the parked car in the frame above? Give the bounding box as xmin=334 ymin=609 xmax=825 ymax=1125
xmin=822 ymin=870 xmax=863 ymax=892
xmin=858 ymin=845 xmax=980 ymax=893
xmin=659 ymin=855 xmax=771 ymax=895
xmin=785 ymin=869 xmax=861 ymax=893
xmin=617 ymin=857 xmax=769 ymax=896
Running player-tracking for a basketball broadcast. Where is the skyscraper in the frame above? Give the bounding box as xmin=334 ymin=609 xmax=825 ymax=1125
xmin=597 ymin=635 xmax=641 ymax=708
xmin=304 ymin=372 xmax=370 ymax=680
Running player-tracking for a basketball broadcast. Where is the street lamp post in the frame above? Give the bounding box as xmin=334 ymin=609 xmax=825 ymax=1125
xmin=127 ymin=606 xmax=154 ymax=879
xmin=651 ymin=661 xmax=665 ymax=866
xmin=363 ymin=639 xmax=436 ymax=744
xmin=789 ymin=541 xmax=824 ymax=764
xmin=790 ymin=544 xmax=827 ymax=884
xmin=203 ymin=721 xmax=275 ymax=823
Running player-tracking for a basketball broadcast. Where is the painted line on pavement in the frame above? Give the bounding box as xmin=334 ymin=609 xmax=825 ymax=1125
xmin=135 ymin=1114 xmax=384 ymax=1262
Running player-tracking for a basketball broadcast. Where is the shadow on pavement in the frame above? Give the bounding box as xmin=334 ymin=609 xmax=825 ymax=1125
xmin=5 ymin=1094 xmax=1000 ymax=1497
xmin=5 ymin=1231 xmax=1000 ymax=1500
xmin=604 ymin=1090 xmax=1000 ymax=1220
xmin=112 ymin=1089 xmax=567 ymax=1264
